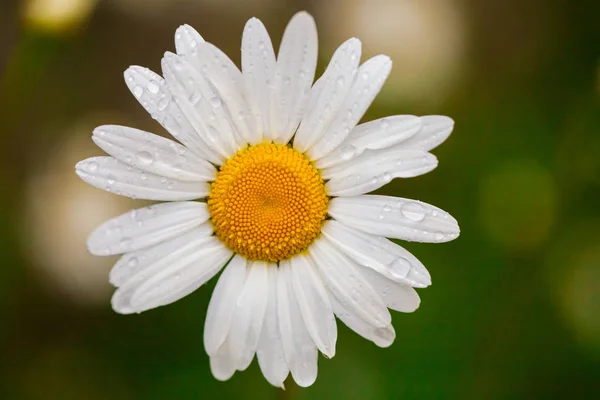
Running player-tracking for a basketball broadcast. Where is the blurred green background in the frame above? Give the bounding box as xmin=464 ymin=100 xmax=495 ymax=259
xmin=1 ymin=0 xmax=599 ymax=398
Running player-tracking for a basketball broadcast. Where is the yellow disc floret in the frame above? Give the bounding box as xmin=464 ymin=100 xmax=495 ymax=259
xmin=208 ymin=142 xmax=328 ymax=262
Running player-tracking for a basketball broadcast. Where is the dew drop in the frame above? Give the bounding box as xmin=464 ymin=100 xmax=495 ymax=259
xmin=120 ymin=237 xmax=132 ymax=248
xmin=133 ymin=86 xmax=144 ymax=98
xmin=388 ymin=257 xmax=411 ymax=278
xmin=136 ymin=151 xmax=154 ymax=165
xmin=380 ymin=118 xmax=389 ymax=129
xmin=147 ymin=80 xmax=160 ymax=94
xmin=207 ymin=126 xmax=220 ymax=142
xmin=189 ymin=92 xmax=201 ymax=105
xmin=336 ymin=76 xmax=345 ymax=86
xmin=128 ymin=257 xmax=139 ymax=268
xmin=400 ymin=202 xmax=426 ymax=222
xmin=210 ymin=96 xmax=222 ymax=108
xmin=383 ymin=204 xmax=392 ymax=212
xmin=87 ymin=162 xmax=98 ymax=172
xmin=107 ymin=175 xmax=117 ymax=185
xmin=340 ymin=145 xmax=356 ymax=160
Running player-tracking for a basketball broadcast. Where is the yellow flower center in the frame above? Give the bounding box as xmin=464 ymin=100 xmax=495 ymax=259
xmin=208 ymin=142 xmax=329 ymax=262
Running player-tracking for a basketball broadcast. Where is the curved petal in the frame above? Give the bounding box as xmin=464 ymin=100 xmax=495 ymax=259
xmin=290 ymin=254 xmax=337 ymax=358
xmin=111 ymin=232 xmax=231 ymax=314
xmin=359 ymin=266 xmax=421 ymax=313
xmin=174 ymin=24 xmax=205 ymax=56
xmin=108 ymin=223 xmax=213 ymax=288
xmin=271 ymin=11 xmax=318 ymax=144
xmin=325 ymin=150 xmax=438 ymax=196
xmin=88 ymin=202 xmax=210 ymax=256
xmin=277 ymin=260 xmax=318 ymax=387
xmin=257 ymin=265 xmax=289 ymax=388
xmin=309 ymin=236 xmax=391 ymax=328
xmin=210 ymin=340 xmax=236 ymax=382
xmin=294 ymin=37 xmax=361 ymax=153
xmin=328 ymin=195 xmax=460 ymax=243
xmin=316 ymin=115 xmax=421 ymax=169
xmin=228 ymin=261 xmax=269 ymax=371
xmin=397 ymin=115 xmax=454 ymax=151
xmin=75 ymin=157 xmax=209 ymax=201
xmin=188 ymin=41 xmax=261 ymax=145
xmin=321 ymin=220 xmax=431 ymax=288
xmin=123 ymin=66 xmax=221 ymax=165
xmin=162 ymin=52 xmax=239 ymax=159
xmin=204 ymin=255 xmax=248 ymax=356
xmin=330 ymin=295 xmax=396 ymax=348
xmin=308 ymin=55 xmax=392 ymax=160
xmin=241 ymin=17 xmax=276 ymax=140
xmin=92 ymin=125 xmax=216 ymax=182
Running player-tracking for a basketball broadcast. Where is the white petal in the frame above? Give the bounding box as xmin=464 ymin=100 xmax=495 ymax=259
xmin=123 ymin=66 xmax=221 ymax=165
xmin=359 ymin=266 xmax=421 ymax=313
xmin=88 ymin=202 xmax=209 ymax=256
xmin=204 ymin=255 xmax=248 ymax=356
xmin=330 ymin=295 xmax=396 ymax=348
xmin=186 ymin=41 xmax=261 ymax=145
xmin=398 ymin=115 xmax=454 ymax=151
xmin=162 ymin=52 xmax=238 ymax=159
xmin=328 ymin=195 xmax=460 ymax=243
xmin=174 ymin=24 xmax=205 ymax=56
xmin=316 ymin=115 xmax=421 ymax=169
xmin=321 ymin=220 xmax=431 ymax=288
xmin=228 ymin=261 xmax=269 ymax=371
xmin=109 ymin=223 xmax=213 ymax=288
xmin=325 ymin=150 xmax=438 ymax=196
xmin=294 ymin=38 xmax=361 ymax=153
xmin=271 ymin=11 xmax=318 ymax=144
xmin=111 ymin=230 xmax=230 ymax=313
xmin=308 ymin=55 xmax=392 ymax=160
xmin=241 ymin=17 xmax=276 ymax=140
xmin=257 ymin=265 xmax=289 ymax=388
xmin=290 ymin=254 xmax=337 ymax=358
xmin=92 ymin=125 xmax=216 ymax=182
xmin=309 ymin=237 xmax=391 ymax=328
xmin=277 ymin=260 xmax=318 ymax=387
xmin=210 ymin=340 xmax=236 ymax=381
xmin=76 ymin=157 xmax=209 ymax=201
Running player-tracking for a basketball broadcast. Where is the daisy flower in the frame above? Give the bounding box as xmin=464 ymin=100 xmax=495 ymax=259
xmin=76 ymin=12 xmax=460 ymax=388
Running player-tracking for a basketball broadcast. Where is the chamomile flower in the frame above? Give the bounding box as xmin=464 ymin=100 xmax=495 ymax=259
xmin=75 ymin=12 xmax=460 ymax=388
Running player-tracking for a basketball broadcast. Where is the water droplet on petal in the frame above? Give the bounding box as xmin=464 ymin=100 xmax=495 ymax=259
xmin=87 ymin=162 xmax=98 ymax=172
xmin=107 ymin=175 xmax=117 ymax=185
xmin=157 ymin=97 xmax=170 ymax=111
xmin=336 ymin=76 xmax=345 ymax=86
xmin=388 ymin=257 xmax=411 ymax=278
xmin=401 ymin=201 xmax=426 ymax=222
xmin=340 ymin=145 xmax=356 ymax=160
xmin=210 ymin=96 xmax=222 ymax=108
xmin=147 ymin=80 xmax=160 ymax=94
xmin=136 ymin=151 xmax=154 ymax=165
xmin=133 ymin=86 xmax=144 ymax=98
xmin=128 ymin=257 xmax=139 ymax=268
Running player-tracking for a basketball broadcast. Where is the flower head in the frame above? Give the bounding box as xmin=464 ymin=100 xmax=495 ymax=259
xmin=76 ymin=11 xmax=460 ymax=387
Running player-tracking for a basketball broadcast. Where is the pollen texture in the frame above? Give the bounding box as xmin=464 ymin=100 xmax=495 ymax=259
xmin=208 ymin=142 xmax=328 ymax=262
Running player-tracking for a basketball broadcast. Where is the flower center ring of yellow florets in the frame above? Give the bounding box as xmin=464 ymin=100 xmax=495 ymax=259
xmin=208 ymin=141 xmax=328 ymax=262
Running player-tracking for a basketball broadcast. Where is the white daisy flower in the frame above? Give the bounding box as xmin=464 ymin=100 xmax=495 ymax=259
xmin=76 ymin=12 xmax=460 ymax=388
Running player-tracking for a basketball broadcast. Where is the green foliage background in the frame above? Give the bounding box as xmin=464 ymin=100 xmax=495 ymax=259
xmin=0 ymin=0 xmax=598 ymax=398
